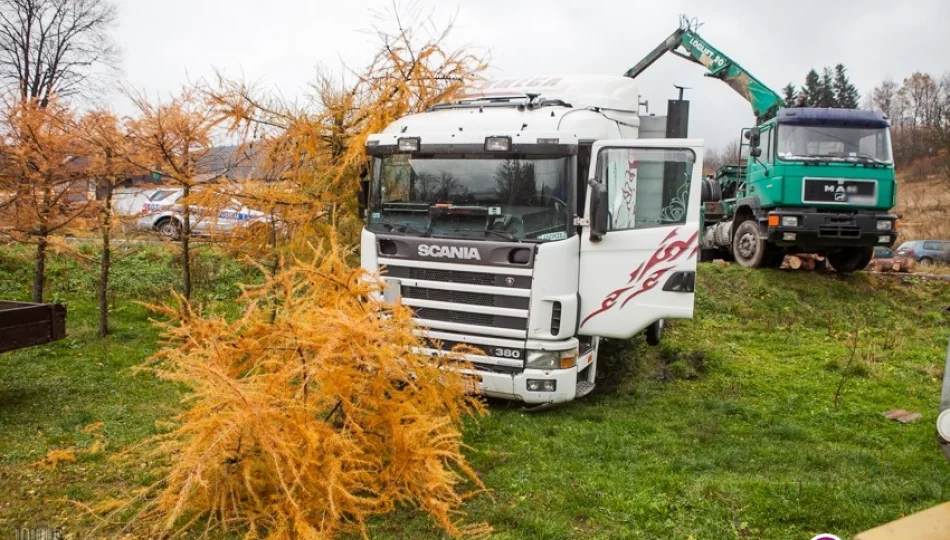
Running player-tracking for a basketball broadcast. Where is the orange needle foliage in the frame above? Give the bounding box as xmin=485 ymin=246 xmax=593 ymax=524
xmin=0 ymin=98 xmax=95 ymax=302
xmin=136 ymin=238 xmax=490 ymax=539
xmin=205 ymin=2 xmax=487 ymax=261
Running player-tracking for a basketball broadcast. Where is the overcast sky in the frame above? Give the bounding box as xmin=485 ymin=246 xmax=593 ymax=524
xmin=111 ymin=0 xmax=947 ymax=150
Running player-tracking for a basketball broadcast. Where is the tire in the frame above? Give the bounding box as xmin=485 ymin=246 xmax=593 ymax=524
xmin=701 ymin=178 xmax=722 ymax=203
xmin=645 ymin=319 xmax=664 ymax=346
xmin=920 ymin=257 xmax=934 ymax=266
xmin=827 ymin=246 xmax=874 ymax=274
xmin=731 ymin=219 xmax=775 ymax=269
xmin=155 ymin=218 xmax=182 ymax=241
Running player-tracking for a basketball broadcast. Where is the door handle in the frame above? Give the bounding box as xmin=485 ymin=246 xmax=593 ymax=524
xmin=662 ymin=271 xmax=695 ymax=293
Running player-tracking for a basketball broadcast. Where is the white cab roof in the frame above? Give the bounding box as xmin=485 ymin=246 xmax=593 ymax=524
xmin=459 ymin=74 xmax=641 ymax=112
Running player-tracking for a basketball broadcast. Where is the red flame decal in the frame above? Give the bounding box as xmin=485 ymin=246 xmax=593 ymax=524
xmin=580 ymin=227 xmax=698 ymax=327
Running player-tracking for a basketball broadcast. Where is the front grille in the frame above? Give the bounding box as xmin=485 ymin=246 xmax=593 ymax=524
xmin=402 ymin=286 xmax=529 ymax=310
xmin=403 ymin=287 xmax=493 ymax=306
xmin=422 ymin=337 xmax=525 ymax=365
xmin=413 ymin=307 xmax=527 ymax=330
xmin=384 ymin=265 xmax=532 ymax=289
xmin=408 ymin=267 xmax=495 ymax=285
xmin=416 ymin=308 xmax=493 ymax=326
xmin=819 ymin=226 xmax=861 ymax=238
xmin=803 ymin=178 xmax=876 ymax=205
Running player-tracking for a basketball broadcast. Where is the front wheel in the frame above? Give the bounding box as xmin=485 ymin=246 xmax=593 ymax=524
xmin=645 ymin=319 xmax=664 ymax=346
xmin=827 ymin=246 xmax=874 ymax=274
xmin=731 ymin=220 xmax=776 ymax=269
xmin=156 ymin=218 xmax=182 ymax=241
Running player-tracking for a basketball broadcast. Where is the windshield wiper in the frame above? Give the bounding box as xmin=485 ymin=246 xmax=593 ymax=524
xmin=485 ymin=229 xmax=517 ymax=241
xmin=381 ymin=219 xmax=430 ymax=236
xmin=849 ymin=153 xmax=889 ymax=167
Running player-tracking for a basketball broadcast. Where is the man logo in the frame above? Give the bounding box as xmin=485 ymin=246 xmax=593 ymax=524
xmin=834 ymin=191 xmax=847 ymax=202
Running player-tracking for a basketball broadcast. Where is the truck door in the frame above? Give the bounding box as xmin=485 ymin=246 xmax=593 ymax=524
xmin=578 ymin=139 xmax=704 ymax=339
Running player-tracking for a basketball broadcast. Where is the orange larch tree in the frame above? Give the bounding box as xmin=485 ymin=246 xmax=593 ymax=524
xmin=126 ymin=87 xmax=233 ymax=301
xmin=129 ymin=241 xmax=490 ymax=539
xmin=0 ymin=99 xmax=94 ymax=302
xmin=77 ymin=109 xmax=142 ymax=336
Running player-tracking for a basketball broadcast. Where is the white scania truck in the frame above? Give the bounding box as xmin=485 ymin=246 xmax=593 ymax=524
xmin=360 ymin=75 xmax=705 ymax=406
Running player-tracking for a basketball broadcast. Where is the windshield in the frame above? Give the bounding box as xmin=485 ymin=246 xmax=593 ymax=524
xmin=776 ymin=125 xmax=892 ymax=163
xmin=368 ymin=155 xmax=571 ymax=242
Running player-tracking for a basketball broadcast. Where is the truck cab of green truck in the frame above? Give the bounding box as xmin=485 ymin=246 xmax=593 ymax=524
xmin=701 ymin=107 xmax=898 ymax=271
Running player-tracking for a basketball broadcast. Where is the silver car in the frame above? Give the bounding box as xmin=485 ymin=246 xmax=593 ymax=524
xmin=137 ymin=188 xmax=271 ymax=240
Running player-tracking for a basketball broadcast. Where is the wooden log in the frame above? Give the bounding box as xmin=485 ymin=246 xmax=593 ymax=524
xmin=788 ymin=255 xmax=802 ymax=270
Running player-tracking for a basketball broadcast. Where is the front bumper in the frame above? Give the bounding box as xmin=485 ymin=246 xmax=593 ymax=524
xmin=453 ymin=346 xmax=596 ymax=405
xmin=767 ymin=210 xmax=898 ymax=249
xmin=475 ymin=367 xmax=579 ymax=404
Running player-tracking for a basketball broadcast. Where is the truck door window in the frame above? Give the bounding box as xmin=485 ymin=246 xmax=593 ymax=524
xmin=760 ymin=128 xmax=773 ymax=163
xmin=598 ymin=147 xmax=695 ymax=231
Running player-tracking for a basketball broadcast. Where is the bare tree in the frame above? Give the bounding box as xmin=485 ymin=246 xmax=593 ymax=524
xmin=870 ymin=79 xmax=898 ymax=117
xmin=0 ymin=0 xmax=119 ymax=106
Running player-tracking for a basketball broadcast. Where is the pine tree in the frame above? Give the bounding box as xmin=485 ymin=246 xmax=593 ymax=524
xmin=803 ymin=69 xmax=822 ymax=107
xmin=818 ymin=67 xmax=837 ymax=108
xmin=782 ymin=83 xmax=797 ymax=107
xmin=833 ymin=63 xmax=860 ymax=109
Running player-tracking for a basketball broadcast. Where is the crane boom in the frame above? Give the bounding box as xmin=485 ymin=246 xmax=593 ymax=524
xmin=624 ymin=18 xmax=784 ymax=123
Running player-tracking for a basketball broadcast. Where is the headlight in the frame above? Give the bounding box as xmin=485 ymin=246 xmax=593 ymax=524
xmin=484 ymin=136 xmax=511 ymax=152
xmin=526 ymin=379 xmax=557 ymax=392
xmin=876 ymin=220 xmax=892 ymax=231
xmin=781 ymin=216 xmax=799 ymax=227
xmin=526 ymin=349 xmax=578 ymax=369
xmin=397 ymin=137 xmax=420 ymax=152
xmin=526 ymin=351 xmax=557 ymax=369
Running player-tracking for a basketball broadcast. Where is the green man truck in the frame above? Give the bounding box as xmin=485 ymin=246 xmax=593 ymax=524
xmin=625 ymin=17 xmax=898 ymax=272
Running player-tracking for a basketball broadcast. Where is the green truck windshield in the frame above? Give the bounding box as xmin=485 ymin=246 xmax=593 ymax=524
xmin=369 ymin=155 xmax=572 ymax=242
xmin=776 ymin=125 xmax=892 ymax=163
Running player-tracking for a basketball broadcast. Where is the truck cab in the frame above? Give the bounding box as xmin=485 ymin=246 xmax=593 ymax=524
xmin=360 ymin=75 xmax=705 ymax=406
xmin=702 ymin=107 xmax=898 ymax=271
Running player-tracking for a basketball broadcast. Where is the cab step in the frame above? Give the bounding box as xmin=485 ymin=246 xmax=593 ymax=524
xmin=575 ymin=381 xmax=596 ymax=399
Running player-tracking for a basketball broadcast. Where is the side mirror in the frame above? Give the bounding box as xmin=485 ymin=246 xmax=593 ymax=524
xmin=749 ymin=127 xmax=761 ymax=148
xmin=589 ymin=182 xmax=608 ymax=241
xmin=750 ymin=147 xmax=762 ymax=158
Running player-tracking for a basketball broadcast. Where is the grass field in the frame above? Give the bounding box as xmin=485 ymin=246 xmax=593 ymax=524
xmin=1 ymin=244 xmax=950 ymax=539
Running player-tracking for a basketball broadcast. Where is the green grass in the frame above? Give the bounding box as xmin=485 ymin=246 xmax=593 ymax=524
xmin=0 ymin=242 xmax=259 ymax=534
xmin=1 ymin=247 xmax=949 ymax=539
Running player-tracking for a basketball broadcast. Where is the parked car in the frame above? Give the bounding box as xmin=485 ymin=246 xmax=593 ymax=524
xmin=895 ymin=240 xmax=950 ymax=265
xmin=137 ymin=188 xmax=273 ymax=240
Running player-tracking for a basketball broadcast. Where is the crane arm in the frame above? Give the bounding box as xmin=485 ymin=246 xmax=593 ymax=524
xmin=624 ymin=19 xmax=785 ymax=123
